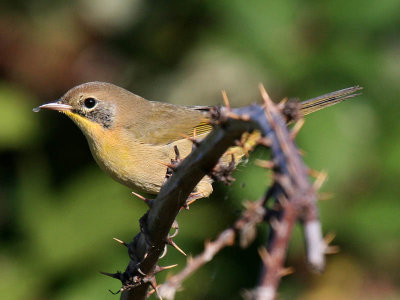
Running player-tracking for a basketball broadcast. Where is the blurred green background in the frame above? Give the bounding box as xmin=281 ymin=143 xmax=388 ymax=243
xmin=1 ymin=0 xmax=399 ymax=299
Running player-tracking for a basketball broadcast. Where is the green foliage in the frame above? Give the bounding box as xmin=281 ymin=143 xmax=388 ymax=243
xmin=0 ymin=85 xmax=39 ymax=149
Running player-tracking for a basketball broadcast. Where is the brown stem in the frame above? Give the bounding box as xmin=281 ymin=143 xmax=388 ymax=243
xmin=107 ymin=86 xmax=361 ymax=299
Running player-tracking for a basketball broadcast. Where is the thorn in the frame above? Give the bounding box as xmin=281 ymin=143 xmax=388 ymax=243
xmin=131 ymin=191 xmax=147 ymax=201
xmin=108 ymin=288 xmax=122 ymax=295
xmin=137 ymin=267 xmax=147 ymax=276
xmin=290 ymin=118 xmax=305 ymax=139
xmin=100 ymin=271 xmax=122 ymax=280
xmin=147 ymin=288 xmax=156 ymax=297
xmin=323 ymin=232 xmax=336 ymax=245
xmin=257 ymin=137 xmax=272 ymax=147
xmin=168 ymin=238 xmax=187 ymax=256
xmin=222 ymin=90 xmax=231 ymax=111
xmin=277 ymin=97 xmax=288 ymax=110
xmin=159 ymin=244 xmax=168 ymax=259
xmin=113 ymin=237 xmax=128 ymax=247
xmin=173 ymin=145 xmax=180 ymax=160
xmin=322 ymin=232 xmax=340 ymax=254
xmin=255 ymin=159 xmax=275 ymax=169
xmin=147 ymin=283 xmax=163 ymax=298
xmin=226 ymin=111 xmax=241 ymax=120
xmin=325 ymin=245 xmax=340 ymax=255
xmin=158 ymin=161 xmax=177 ymax=169
xmin=180 ymin=130 xmax=200 ymax=146
xmin=313 ymin=170 xmax=328 ymax=191
xmin=258 ymin=247 xmax=272 ymax=266
xmin=149 ymin=278 xmax=162 ymax=300
xmin=155 ymin=264 xmax=178 ymax=273
xmin=169 ymin=220 xmax=179 ymax=238
xmin=279 ymin=266 xmax=295 ymax=277
xmin=308 ymin=168 xmax=321 ymax=178
xmin=132 ymin=191 xmax=153 ymax=206
xmin=259 ymin=83 xmax=273 ymax=107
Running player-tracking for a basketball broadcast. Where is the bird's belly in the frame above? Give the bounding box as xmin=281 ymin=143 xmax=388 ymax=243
xmin=88 ymin=137 xmax=193 ymax=194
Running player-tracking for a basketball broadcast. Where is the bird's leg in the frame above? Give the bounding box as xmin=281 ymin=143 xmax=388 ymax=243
xmin=210 ymin=154 xmax=236 ymax=185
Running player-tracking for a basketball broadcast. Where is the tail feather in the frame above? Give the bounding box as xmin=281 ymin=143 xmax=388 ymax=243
xmin=223 ymin=86 xmax=363 ymax=165
xmin=299 ymin=86 xmax=363 ymax=116
xmin=219 ymin=86 xmax=362 ymax=174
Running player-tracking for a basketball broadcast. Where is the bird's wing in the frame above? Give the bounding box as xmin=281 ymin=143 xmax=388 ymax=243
xmin=134 ymin=102 xmax=212 ymax=145
xmin=135 ymin=86 xmax=362 ymax=145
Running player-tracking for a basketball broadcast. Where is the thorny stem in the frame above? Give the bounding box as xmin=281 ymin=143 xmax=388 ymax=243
xmin=105 ymin=86 xmax=362 ymax=300
xmin=159 ymin=198 xmax=266 ymax=299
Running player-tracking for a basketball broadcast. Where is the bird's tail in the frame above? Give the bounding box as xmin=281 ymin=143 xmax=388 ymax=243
xmin=223 ymin=86 xmax=363 ymax=167
xmin=299 ymin=86 xmax=363 ymax=116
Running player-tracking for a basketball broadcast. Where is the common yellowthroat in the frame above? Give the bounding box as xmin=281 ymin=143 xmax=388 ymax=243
xmin=34 ymin=82 xmax=361 ymax=199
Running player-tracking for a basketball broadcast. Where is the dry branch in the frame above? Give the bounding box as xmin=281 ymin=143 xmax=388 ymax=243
xmin=159 ymin=198 xmax=266 ymax=299
xmin=99 ymin=86 xmax=361 ymax=300
xmin=118 ymin=104 xmax=261 ymax=300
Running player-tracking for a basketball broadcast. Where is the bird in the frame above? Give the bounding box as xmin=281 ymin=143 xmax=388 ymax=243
xmin=34 ymin=82 xmax=361 ymax=200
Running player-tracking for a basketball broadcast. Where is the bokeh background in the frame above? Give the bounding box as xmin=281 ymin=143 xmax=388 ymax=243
xmin=1 ymin=0 xmax=399 ymax=299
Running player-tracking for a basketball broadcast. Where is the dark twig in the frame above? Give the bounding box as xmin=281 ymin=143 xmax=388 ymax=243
xmin=246 ymin=85 xmax=325 ymax=300
xmin=159 ymin=198 xmax=266 ymax=299
xmin=99 ymin=85 xmax=362 ymax=300
xmin=118 ymin=106 xmax=258 ymax=300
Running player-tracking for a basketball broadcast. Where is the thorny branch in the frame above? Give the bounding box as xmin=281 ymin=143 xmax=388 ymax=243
xmin=100 ymin=86 xmax=361 ymax=300
xmin=159 ymin=198 xmax=267 ymax=299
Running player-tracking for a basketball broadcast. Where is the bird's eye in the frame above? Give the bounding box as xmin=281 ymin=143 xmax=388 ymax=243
xmin=83 ymin=98 xmax=97 ymax=109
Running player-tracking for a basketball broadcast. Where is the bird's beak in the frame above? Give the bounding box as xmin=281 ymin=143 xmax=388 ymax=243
xmin=33 ymin=101 xmax=73 ymax=112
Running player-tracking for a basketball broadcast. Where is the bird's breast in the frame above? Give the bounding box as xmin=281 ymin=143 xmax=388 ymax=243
xmin=84 ymin=126 xmax=193 ymax=194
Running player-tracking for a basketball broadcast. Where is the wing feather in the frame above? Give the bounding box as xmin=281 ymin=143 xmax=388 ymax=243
xmin=133 ymin=102 xmax=212 ymax=145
